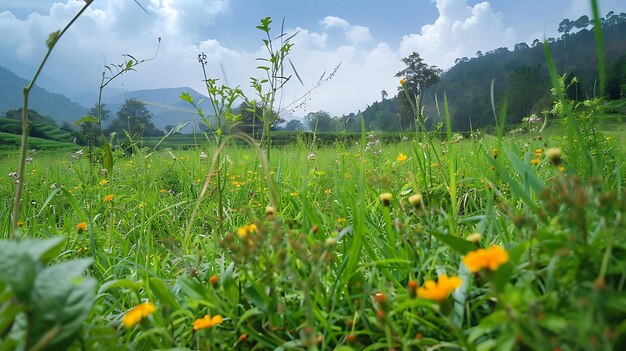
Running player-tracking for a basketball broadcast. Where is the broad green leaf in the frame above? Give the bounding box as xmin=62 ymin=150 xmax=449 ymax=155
xmin=97 ymin=279 xmax=143 ymax=294
xmin=21 ymin=236 xmax=66 ymax=262
xmin=30 ymin=258 xmax=95 ymax=351
xmin=430 ymin=231 xmax=477 ymax=255
xmin=149 ymin=277 xmax=181 ymax=310
xmin=244 ymin=283 xmax=270 ymax=312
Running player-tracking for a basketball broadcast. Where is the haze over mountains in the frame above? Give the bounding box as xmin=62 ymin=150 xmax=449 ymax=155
xmin=0 ymin=64 xmax=208 ymax=130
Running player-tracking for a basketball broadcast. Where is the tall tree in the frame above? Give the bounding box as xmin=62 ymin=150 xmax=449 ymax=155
xmin=394 ymin=52 xmax=442 ymax=128
xmin=104 ymin=99 xmax=163 ymax=137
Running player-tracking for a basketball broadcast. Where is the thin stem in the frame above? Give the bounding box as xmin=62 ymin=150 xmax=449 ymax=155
xmin=10 ymin=1 xmax=92 ymax=237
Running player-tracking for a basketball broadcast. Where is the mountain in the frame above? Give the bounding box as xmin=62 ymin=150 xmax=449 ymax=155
xmin=0 ymin=65 xmax=88 ymax=125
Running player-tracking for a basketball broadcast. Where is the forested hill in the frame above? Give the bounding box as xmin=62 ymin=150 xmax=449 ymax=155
xmin=0 ymin=66 xmax=87 ymax=125
xmin=421 ymin=12 xmax=626 ymax=131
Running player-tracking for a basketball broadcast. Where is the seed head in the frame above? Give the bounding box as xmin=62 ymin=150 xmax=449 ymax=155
xmin=545 ymin=147 xmax=562 ymax=166
xmin=379 ymin=193 xmax=392 ymax=207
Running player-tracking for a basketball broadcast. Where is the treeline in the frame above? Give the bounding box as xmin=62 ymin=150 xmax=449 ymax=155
xmin=424 ymin=11 xmax=626 ymax=131
xmin=313 ymin=11 xmax=626 ymax=133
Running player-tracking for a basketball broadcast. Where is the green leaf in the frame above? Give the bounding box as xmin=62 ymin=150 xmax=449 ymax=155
xmin=149 ymin=277 xmax=181 ymax=310
xmin=73 ymin=115 xmax=99 ymax=126
xmin=46 ymin=30 xmax=61 ymax=49
xmin=30 ymin=258 xmax=95 ymax=351
xmin=0 ymin=249 xmax=37 ymax=304
xmin=504 ymin=148 xmax=544 ymax=194
xmin=430 ymin=231 xmax=477 ymax=255
xmin=21 ymin=236 xmax=66 ymax=262
xmin=102 ymin=142 xmax=113 ymax=176
xmin=97 ymin=279 xmax=143 ymax=294
xmin=180 ymin=91 xmax=194 ymax=104
xmin=244 ymin=283 xmax=270 ymax=313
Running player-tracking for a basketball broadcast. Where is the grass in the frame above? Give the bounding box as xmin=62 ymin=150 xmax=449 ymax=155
xmin=1 ymin=126 xmax=625 ymax=350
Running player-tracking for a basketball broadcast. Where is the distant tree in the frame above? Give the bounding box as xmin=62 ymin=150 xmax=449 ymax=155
xmin=77 ymin=103 xmax=109 ymax=146
xmin=573 ymin=15 xmax=590 ymax=29
xmin=104 ymin=99 xmax=163 ymax=137
xmin=476 ymin=50 xmax=483 ymax=57
xmin=381 ymin=90 xmax=388 ymax=101
xmin=284 ymin=119 xmax=304 ymax=131
xmin=514 ymin=42 xmax=529 ymax=51
xmin=395 ymin=52 xmax=442 ymax=127
xmin=455 ymin=57 xmax=470 ymax=64
xmin=305 ymin=111 xmax=333 ymax=132
xmin=532 ymin=39 xmax=541 ymax=47
xmin=232 ymin=101 xmax=283 ymax=138
xmin=558 ymin=19 xmax=574 ymax=37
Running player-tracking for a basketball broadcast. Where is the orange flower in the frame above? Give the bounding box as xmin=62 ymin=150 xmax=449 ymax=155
xmin=417 ymin=274 xmax=461 ymax=302
xmin=534 ymin=148 xmax=543 ymax=157
xmin=193 ymin=314 xmax=223 ymax=331
xmin=103 ymin=194 xmax=114 ymax=202
xmin=530 ymin=158 xmax=541 ymax=166
xmin=463 ymin=246 xmax=509 ymax=273
xmin=76 ymin=222 xmax=87 ymax=232
xmin=122 ymin=302 xmax=155 ymax=328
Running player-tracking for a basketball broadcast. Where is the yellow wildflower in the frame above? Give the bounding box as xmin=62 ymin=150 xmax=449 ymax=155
xmin=122 ymin=302 xmax=155 ymax=328
xmin=530 ymin=158 xmax=540 ymax=166
xmin=400 ymin=78 xmax=406 ymax=85
xmin=160 ymin=189 xmax=167 ymax=193
xmin=192 ymin=314 xmax=223 ymax=331
xmin=463 ymin=246 xmax=509 ymax=273
xmin=76 ymin=222 xmax=87 ymax=233
xmin=417 ymin=274 xmax=462 ymax=302
xmin=99 ymin=179 xmax=109 ymax=185
xmin=534 ymin=148 xmax=543 ymax=157
xmin=379 ymin=193 xmax=392 ymax=207
xmin=396 ymin=153 xmax=408 ymax=162
xmin=103 ymin=194 xmax=114 ymax=202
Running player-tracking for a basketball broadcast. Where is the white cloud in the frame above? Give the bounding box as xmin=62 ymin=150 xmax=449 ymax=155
xmin=399 ymin=0 xmax=516 ymax=69
xmin=320 ymin=15 xmax=349 ymax=29
xmin=319 ymin=15 xmax=372 ymax=46
xmin=346 ymin=25 xmax=372 ymax=45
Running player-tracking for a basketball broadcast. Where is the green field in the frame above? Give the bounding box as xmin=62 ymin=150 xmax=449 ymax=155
xmin=1 ymin=123 xmax=625 ymax=349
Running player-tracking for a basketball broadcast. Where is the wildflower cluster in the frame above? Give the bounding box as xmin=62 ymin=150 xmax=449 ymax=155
xmin=417 ymin=274 xmax=462 ymax=302
xmin=463 ymin=246 xmax=509 ymax=273
xmin=192 ymin=314 xmax=223 ymax=331
xmin=122 ymin=302 xmax=155 ymax=328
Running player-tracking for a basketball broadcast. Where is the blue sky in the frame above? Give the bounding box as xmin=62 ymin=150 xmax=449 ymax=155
xmin=1 ymin=0 xmax=625 ymax=115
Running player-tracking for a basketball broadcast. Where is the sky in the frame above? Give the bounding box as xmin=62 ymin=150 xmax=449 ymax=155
xmin=1 ymin=0 xmax=625 ymax=116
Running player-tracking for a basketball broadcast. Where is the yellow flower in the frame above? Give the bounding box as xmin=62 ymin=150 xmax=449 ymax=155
xmin=122 ymin=302 xmax=155 ymax=328
xmin=379 ymin=193 xmax=392 ymax=206
xmin=492 ymin=148 xmax=498 ymax=158
xmin=337 ymin=217 xmax=346 ymax=224
xmin=400 ymin=78 xmax=406 ymax=85
xmin=530 ymin=158 xmax=540 ymax=166
xmin=534 ymin=148 xmax=543 ymax=157
xmin=396 ymin=153 xmax=408 ymax=162
xmin=290 ymin=192 xmax=299 ymax=197
xmin=417 ymin=274 xmax=461 ymax=302
xmin=431 ymin=163 xmax=440 ymax=167
xmin=160 ymin=189 xmax=167 ymax=193
xmin=103 ymin=194 xmax=114 ymax=202
xmin=17 ymin=220 xmax=25 ymax=227
xmin=236 ymin=223 xmax=257 ymax=239
xmin=463 ymin=246 xmax=509 ymax=273
xmin=76 ymin=222 xmax=87 ymax=232
xmin=192 ymin=314 xmax=223 ymax=331
xmin=99 ymin=179 xmax=109 ymax=185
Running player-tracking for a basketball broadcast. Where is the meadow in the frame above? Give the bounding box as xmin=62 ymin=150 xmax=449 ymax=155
xmin=1 ymin=118 xmax=625 ymax=350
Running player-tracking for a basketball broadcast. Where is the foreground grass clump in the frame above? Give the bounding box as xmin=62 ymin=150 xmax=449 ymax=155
xmin=1 ymin=129 xmax=625 ymax=350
